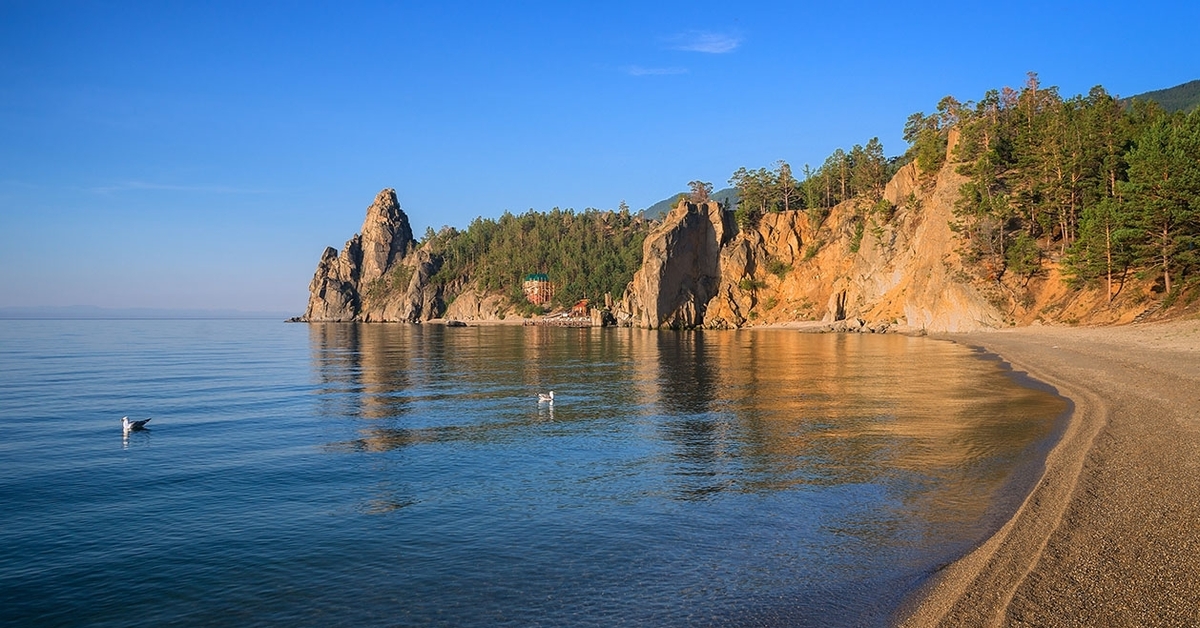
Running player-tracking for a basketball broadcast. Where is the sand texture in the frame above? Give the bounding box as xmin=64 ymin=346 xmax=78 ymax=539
xmin=897 ymin=319 xmax=1200 ymax=627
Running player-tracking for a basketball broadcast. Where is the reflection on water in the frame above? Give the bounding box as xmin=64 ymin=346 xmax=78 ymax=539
xmin=306 ymin=324 xmax=1065 ymax=626
xmin=121 ymin=429 xmax=152 ymax=450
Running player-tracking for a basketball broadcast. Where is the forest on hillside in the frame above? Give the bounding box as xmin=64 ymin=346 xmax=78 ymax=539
xmin=397 ymin=74 xmax=1197 ymax=317
xmin=420 ymin=207 xmax=649 ymax=312
xmin=718 ymin=73 xmax=1200 ymax=305
xmin=939 ymin=74 xmax=1198 ymax=302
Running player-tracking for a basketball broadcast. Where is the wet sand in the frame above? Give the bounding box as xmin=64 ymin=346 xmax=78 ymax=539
xmin=897 ymin=319 xmax=1200 ymax=627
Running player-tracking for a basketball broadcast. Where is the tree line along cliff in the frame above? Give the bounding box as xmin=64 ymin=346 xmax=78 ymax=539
xmin=303 ymin=75 xmax=1200 ymax=330
xmin=302 ymin=190 xmax=649 ymax=323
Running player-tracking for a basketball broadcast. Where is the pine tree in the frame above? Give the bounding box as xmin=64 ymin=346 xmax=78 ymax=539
xmin=1123 ymin=111 xmax=1200 ymax=295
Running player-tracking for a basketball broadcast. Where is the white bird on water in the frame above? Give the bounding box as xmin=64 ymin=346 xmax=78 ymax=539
xmin=122 ymin=416 xmax=151 ymax=434
xmin=537 ymin=391 xmax=555 ymax=403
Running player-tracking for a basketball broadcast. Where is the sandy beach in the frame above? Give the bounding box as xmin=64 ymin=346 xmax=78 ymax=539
xmin=898 ymin=319 xmax=1200 ymax=627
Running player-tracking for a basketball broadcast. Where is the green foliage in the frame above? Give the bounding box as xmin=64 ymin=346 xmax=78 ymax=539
xmin=364 ymin=264 xmax=414 ymax=301
xmin=914 ymin=129 xmax=947 ymax=174
xmin=1066 ymin=197 xmax=1139 ymax=296
xmin=870 ymin=222 xmax=886 ymax=244
xmin=765 ymin=258 xmax=791 ymax=279
xmin=945 ymin=73 xmax=1200 ymax=293
xmin=792 ymin=139 xmax=892 ymax=214
xmin=688 ymin=180 xmax=714 ymax=202
xmin=425 ymin=208 xmax=650 ymax=308
xmin=849 ymin=138 xmax=890 ymax=200
xmin=871 ymin=197 xmax=896 ymax=222
xmin=729 ymin=166 xmax=779 ymax=216
xmin=728 ymin=142 xmax=891 ymax=223
xmin=849 ymin=219 xmax=866 ymax=254
xmin=1120 ymin=109 xmax=1200 ymax=294
xmin=803 ymin=241 xmax=823 ymax=260
xmin=904 ymin=111 xmax=947 ymax=174
xmin=776 ymin=161 xmax=800 ymax=211
xmin=738 ymin=277 xmax=767 ymax=291
xmin=1006 ymin=231 xmax=1042 ymax=277
xmin=513 ymin=301 xmax=547 ymax=317
xmin=734 ymin=205 xmax=761 ymax=229
xmin=801 ymin=164 xmax=821 ymax=215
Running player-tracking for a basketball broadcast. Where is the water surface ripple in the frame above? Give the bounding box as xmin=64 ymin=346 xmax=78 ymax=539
xmin=0 ymin=320 xmax=1065 ymax=626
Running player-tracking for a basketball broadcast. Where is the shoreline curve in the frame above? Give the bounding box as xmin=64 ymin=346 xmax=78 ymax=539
xmin=895 ymin=319 xmax=1200 ymax=627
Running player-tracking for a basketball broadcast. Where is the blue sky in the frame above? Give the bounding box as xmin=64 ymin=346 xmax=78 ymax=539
xmin=2 ymin=1 xmax=1197 ymax=313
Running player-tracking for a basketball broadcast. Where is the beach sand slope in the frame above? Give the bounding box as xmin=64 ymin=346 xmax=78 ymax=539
xmin=899 ymin=320 xmax=1200 ymax=627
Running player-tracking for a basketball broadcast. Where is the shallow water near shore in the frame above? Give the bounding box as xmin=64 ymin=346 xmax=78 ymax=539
xmin=0 ymin=320 xmax=1065 ymax=626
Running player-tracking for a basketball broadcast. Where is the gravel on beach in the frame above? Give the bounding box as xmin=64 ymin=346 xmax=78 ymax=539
xmin=898 ymin=319 xmax=1200 ymax=627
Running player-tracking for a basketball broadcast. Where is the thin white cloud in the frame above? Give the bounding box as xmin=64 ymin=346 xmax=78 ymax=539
xmin=89 ymin=181 xmax=269 ymax=195
xmin=666 ymin=31 xmax=742 ymax=54
xmin=625 ymin=65 xmax=689 ymax=77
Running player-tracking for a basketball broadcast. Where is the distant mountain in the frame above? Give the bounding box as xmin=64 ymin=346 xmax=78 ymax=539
xmin=1125 ymin=79 xmax=1200 ymax=113
xmin=640 ymin=187 xmax=740 ymax=221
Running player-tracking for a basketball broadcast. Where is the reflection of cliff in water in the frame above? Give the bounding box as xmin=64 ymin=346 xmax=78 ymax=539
xmin=654 ymin=331 xmax=737 ymax=500
xmin=625 ymin=328 xmax=1065 ymax=518
xmin=307 ymin=325 xmax=1063 ymax=539
xmin=309 ymin=323 xmax=415 ymax=421
xmin=703 ymin=331 xmax=1065 ymax=536
xmin=310 ymin=324 xmax=651 ymax=455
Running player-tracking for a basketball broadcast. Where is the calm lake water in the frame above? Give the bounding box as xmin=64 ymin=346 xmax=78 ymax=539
xmin=0 ymin=320 xmax=1066 ymax=627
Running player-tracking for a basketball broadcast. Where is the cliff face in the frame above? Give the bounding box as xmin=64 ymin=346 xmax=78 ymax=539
xmin=304 ymin=189 xmax=441 ymax=322
xmin=358 ymin=188 xmax=414 ymax=285
xmin=304 ymin=242 xmax=361 ymax=321
xmin=619 ymin=160 xmax=1011 ymax=332
xmin=618 ymin=150 xmax=1172 ymax=332
xmin=621 ymin=200 xmax=735 ymax=328
xmin=306 ymin=163 xmax=1166 ymax=327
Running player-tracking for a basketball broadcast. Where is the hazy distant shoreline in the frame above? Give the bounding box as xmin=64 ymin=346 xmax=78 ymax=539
xmin=0 ymin=306 xmax=295 ymax=320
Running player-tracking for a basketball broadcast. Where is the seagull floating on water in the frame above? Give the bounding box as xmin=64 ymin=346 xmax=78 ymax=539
xmin=122 ymin=416 xmax=151 ymax=434
xmin=537 ymin=391 xmax=555 ymax=403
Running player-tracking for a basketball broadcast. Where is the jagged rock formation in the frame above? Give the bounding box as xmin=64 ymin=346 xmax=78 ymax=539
xmin=358 ymin=188 xmax=414 ymax=285
xmin=304 ymin=189 xmax=440 ymax=322
xmin=616 ymin=142 xmax=1177 ymax=332
xmin=618 ymin=159 xmax=1008 ymax=332
xmin=304 ymin=242 xmax=361 ymax=321
xmin=360 ymin=247 xmax=445 ymax=322
xmin=301 ymin=188 xmax=645 ymax=324
xmin=621 ymin=200 xmax=735 ymax=328
xmin=305 ymin=158 xmax=1171 ymax=328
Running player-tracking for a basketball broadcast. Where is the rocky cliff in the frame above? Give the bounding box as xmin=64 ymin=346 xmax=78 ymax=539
xmin=306 ymin=162 xmax=1170 ymax=328
xmin=621 ymin=200 xmax=735 ymax=328
xmin=300 ymin=188 xmax=644 ymax=324
xmin=617 ymin=154 xmax=1162 ymax=332
xmin=303 ymin=188 xmax=443 ymax=322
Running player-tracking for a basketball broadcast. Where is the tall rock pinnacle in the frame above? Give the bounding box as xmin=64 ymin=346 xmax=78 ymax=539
xmin=358 ymin=188 xmax=415 ymax=285
xmin=303 ymin=188 xmax=419 ymax=322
